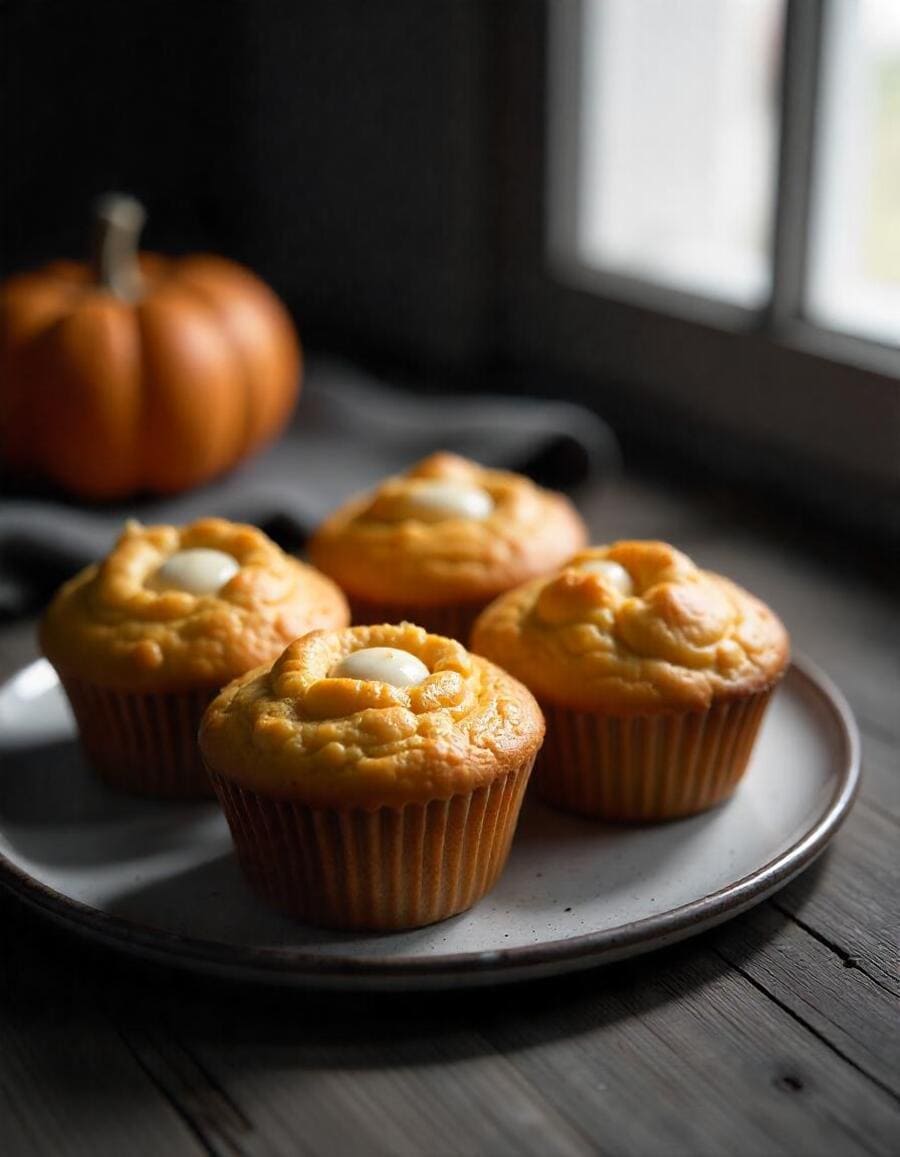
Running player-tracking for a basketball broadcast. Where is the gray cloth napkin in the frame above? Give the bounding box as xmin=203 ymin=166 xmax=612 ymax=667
xmin=0 ymin=359 xmax=619 ymax=617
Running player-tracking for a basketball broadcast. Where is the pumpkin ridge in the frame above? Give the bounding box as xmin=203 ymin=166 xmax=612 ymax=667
xmin=134 ymin=286 xmax=245 ymax=492
xmin=170 ymin=271 xmax=256 ymax=463
xmin=171 ymin=255 xmax=301 ymax=459
xmin=133 ymin=302 xmax=153 ymax=493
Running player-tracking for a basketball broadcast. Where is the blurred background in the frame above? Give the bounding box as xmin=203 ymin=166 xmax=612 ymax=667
xmin=2 ymin=0 xmax=899 ymax=540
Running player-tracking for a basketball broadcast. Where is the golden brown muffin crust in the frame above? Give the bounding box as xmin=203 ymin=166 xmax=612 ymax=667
xmin=199 ymin=622 xmax=545 ymax=808
xmin=308 ymin=452 xmax=587 ymax=605
xmin=40 ymin=518 xmax=349 ymax=692
xmin=470 ymin=541 xmax=790 ymax=714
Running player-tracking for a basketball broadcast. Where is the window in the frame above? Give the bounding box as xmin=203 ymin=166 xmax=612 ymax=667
xmin=502 ymin=0 xmax=900 ymax=503
xmin=808 ymin=0 xmax=900 ymax=345
xmin=572 ymin=0 xmax=783 ymax=308
xmin=554 ymin=0 xmax=900 ymax=352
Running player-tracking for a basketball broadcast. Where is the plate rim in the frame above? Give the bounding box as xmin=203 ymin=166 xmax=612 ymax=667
xmin=0 ymin=654 xmax=860 ymax=987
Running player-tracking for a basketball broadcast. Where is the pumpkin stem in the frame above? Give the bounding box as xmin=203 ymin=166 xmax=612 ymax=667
xmin=92 ymin=193 xmax=146 ymax=302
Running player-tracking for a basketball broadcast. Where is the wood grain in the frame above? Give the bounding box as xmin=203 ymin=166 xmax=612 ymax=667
xmin=713 ymin=900 xmax=900 ymax=1097
xmin=106 ymin=1000 xmax=596 ymax=1157
xmin=0 ymin=919 xmax=205 ymax=1157
xmin=476 ymin=947 xmax=900 ymax=1157
xmin=858 ymin=729 xmax=900 ymax=824
xmin=771 ymin=803 xmax=900 ymax=998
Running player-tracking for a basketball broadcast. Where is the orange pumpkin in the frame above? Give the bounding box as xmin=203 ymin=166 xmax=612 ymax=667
xmin=0 ymin=194 xmax=301 ymax=499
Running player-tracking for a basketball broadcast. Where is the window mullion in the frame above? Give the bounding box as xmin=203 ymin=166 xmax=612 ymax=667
xmin=766 ymin=0 xmax=827 ymax=330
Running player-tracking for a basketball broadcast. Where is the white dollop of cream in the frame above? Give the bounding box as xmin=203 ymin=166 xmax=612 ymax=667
xmin=149 ymin=549 xmax=240 ymax=596
xmin=397 ymin=480 xmax=494 ymax=522
xmin=330 ymin=647 xmax=430 ymax=687
xmin=578 ymin=559 xmax=634 ymax=596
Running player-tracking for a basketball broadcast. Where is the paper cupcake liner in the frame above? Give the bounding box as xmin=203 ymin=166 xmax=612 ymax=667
xmin=59 ymin=676 xmax=216 ymax=798
xmin=207 ymin=756 xmax=535 ymax=930
xmin=535 ymin=690 xmax=774 ymax=822
xmin=347 ymin=596 xmax=487 ymax=643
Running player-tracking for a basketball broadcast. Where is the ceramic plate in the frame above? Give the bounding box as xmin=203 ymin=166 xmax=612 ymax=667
xmin=0 ymin=657 xmax=858 ymax=990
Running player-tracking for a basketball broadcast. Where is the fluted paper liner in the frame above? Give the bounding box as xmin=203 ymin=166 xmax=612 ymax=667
xmin=535 ymin=690 xmax=774 ymax=821
xmin=207 ymin=756 xmax=535 ymax=930
xmin=60 ymin=676 xmax=216 ymax=798
xmin=347 ymin=597 xmax=487 ymax=644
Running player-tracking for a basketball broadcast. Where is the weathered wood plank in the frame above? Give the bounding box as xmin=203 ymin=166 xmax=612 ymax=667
xmin=712 ymin=901 xmax=900 ymax=1097
xmin=858 ymin=728 xmax=900 ymax=824
xmin=104 ymin=1024 xmax=252 ymax=1157
xmin=0 ymin=910 xmax=206 ymax=1157
xmin=479 ymin=945 xmax=900 ymax=1157
xmin=89 ymin=918 xmax=900 ymax=1157
xmin=110 ymin=1006 xmax=595 ymax=1157
xmin=773 ymin=802 xmax=900 ymax=998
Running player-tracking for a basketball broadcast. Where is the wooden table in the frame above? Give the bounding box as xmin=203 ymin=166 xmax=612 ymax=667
xmin=1 ymin=471 xmax=898 ymax=1157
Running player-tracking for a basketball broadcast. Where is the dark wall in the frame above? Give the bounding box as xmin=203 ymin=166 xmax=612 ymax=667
xmin=2 ymin=0 xmax=498 ymax=368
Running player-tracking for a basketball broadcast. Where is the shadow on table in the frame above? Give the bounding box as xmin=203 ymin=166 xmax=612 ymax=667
xmin=2 ymin=850 xmax=832 ymax=1074
xmin=0 ymin=730 xmax=836 ymax=1071
xmin=94 ymin=792 xmax=724 ymax=946
xmin=0 ymin=738 xmax=223 ymax=867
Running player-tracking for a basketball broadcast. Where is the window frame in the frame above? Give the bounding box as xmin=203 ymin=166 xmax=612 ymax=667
xmin=495 ymin=0 xmax=900 ymax=500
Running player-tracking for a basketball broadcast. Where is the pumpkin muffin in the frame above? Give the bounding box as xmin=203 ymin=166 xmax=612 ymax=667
xmin=41 ymin=518 xmax=349 ymax=798
xmin=471 ymin=541 xmax=789 ymax=822
xmin=199 ymin=622 xmax=545 ymax=930
xmin=308 ymin=452 xmax=588 ymax=641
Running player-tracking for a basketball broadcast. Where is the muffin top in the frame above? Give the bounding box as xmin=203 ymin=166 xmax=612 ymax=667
xmin=40 ymin=518 xmax=349 ymax=692
xmin=308 ymin=452 xmax=587 ymax=606
xmin=470 ymin=541 xmax=790 ymax=715
xmin=199 ymin=622 xmax=545 ymax=809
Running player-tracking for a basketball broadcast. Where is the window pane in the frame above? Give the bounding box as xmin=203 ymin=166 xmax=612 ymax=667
xmin=569 ymin=0 xmax=784 ymax=307
xmin=807 ymin=0 xmax=900 ymax=346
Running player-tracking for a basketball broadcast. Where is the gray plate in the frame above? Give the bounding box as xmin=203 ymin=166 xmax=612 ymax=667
xmin=0 ymin=656 xmax=859 ymax=990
